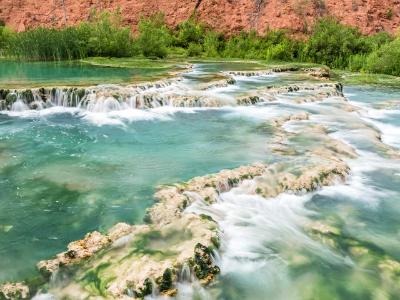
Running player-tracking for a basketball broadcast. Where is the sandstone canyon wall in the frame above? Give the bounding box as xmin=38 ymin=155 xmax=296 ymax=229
xmin=0 ymin=0 xmax=399 ymax=35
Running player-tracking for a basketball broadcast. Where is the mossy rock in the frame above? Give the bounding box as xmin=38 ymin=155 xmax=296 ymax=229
xmin=0 ymin=89 xmax=10 ymax=100
xmin=5 ymin=93 xmax=17 ymax=107
xmin=193 ymin=243 xmax=220 ymax=282
xmin=0 ymin=100 xmax=6 ymax=110
xmin=21 ymin=90 xmax=34 ymax=104
xmin=157 ymin=268 xmax=175 ymax=293
xmin=129 ymin=278 xmax=153 ymax=298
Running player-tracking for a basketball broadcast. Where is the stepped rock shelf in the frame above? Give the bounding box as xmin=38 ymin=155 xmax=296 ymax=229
xmin=1 ymin=65 xmax=399 ymax=300
xmin=0 ymin=66 xmax=332 ymax=112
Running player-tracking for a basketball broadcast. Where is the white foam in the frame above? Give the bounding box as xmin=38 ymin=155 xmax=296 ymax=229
xmin=32 ymin=294 xmax=56 ymax=300
xmin=1 ymin=106 xmax=79 ymax=118
xmin=362 ymin=118 xmax=400 ymax=148
xmin=222 ymin=105 xmax=287 ymax=121
xmin=1 ymin=104 xmax=206 ymax=127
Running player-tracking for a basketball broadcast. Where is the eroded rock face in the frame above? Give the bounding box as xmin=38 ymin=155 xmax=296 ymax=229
xmin=1 ymin=0 xmax=399 ymax=35
xmin=37 ymin=231 xmax=112 ymax=277
xmin=148 ymin=164 xmax=266 ymax=226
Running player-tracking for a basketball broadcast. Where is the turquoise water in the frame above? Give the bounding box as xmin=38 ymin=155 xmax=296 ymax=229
xmin=0 ymin=60 xmax=175 ymax=87
xmin=201 ymin=85 xmax=400 ymax=300
xmin=1 ymin=62 xmax=400 ymax=300
xmin=0 ymin=108 xmax=272 ymax=282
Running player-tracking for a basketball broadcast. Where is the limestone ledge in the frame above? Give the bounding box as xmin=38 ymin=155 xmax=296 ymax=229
xmin=197 ymin=76 xmax=236 ymax=90
xmin=35 ymin=164 xmax=266 ymax=299
xmin=33 ymin=153 xmax=353 ymax=299
xmin=237 ymin=82 xmax=344 ymax=105
xmin=1 ymin=78 xmax=343 ymax=111
xmin=0 ymin=283 xmax=29 ymax=300
xmin=225 ymin=66 xmax=331 ymax=80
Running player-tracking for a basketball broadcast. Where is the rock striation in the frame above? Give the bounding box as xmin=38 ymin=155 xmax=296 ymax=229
xmin=0 ymin=0 xmax=399 ymax=35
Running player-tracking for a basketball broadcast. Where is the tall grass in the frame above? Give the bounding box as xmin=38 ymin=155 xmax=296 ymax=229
xmin=3 ymin=11 xmax=133 ymax=61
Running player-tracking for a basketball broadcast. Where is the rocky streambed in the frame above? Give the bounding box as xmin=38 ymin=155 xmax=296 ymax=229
xmin=1 ymin=64 xmax=399 ymax=300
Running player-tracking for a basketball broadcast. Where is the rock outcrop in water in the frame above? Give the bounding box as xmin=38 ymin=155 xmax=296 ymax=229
xmin=37 ymin=164 xmax=265 ymax=299
xmin=31 ymin=107 xmax=358 ymax=299
xmin=0 ymin=282 xmax=29 ymax=300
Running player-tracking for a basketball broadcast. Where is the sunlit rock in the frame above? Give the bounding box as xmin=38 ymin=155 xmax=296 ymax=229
xmin=0 ymin=282 xmax=29 ymax=300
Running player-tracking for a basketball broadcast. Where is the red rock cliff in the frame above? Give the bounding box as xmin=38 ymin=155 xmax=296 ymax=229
xmin=0 ymin=0 xmax=399 ymax=35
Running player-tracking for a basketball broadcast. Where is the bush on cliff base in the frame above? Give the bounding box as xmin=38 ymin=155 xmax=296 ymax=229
xmin=364 ymin=38 xmax=400 ymax=76
xmin=136 ymin=14 xmax=172 ymax=58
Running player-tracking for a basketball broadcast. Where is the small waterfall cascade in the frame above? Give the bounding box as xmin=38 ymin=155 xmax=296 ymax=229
xmin=0 ymin=69 xmax=343 ymax=113
xmin=0 ymin=78 xmax=236 ymax=112
xmin=0 ymin=79 xmax=187 ymax=112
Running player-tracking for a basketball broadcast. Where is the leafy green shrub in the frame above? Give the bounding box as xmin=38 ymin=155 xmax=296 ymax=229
xmin=203 ymin=31 xmax=222 ymax=57
xmin=263 ymin=31 xmax=304 ymax=61
xmin=223 ymin=31 xmax=264 ymax=59
xmin=0 ymin=25 xmax=12 ymax=54
xmin=175 ymin=18 xmax=205 ymax=48
xmin=80 ymin=11 xmax=132 ymax=57
xmin=187 ymin=42 xmax=203 ymax=57
xmin=265 ymin=43 xmax=291 ymax=61
xmin=347 ymin=54 xmax=367 ymax=72
xmin=365 ymin=38 xmax=400 ymax=76
xmin=360 ymin=31 xmax=393 ymax=52
xmin=221 ymin=29 xmax=302 ymax=61
xmin=304 ymin=18 xmax=367 ymax=68
xmin=136 ymin=13 xmax=172 ymax=58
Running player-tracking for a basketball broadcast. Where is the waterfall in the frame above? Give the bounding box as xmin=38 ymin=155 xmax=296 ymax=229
xmin=0 ymin=75 xmax=344 ymax=113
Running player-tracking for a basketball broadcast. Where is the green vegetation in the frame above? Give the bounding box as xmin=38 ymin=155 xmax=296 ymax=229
xmin=80 ymin=57 xmax=180 ymax=69
xmin=0 ymin=11 xmax=134 ymax=60
xmin=334 ymin=70 xmax=400 ymax=87
xmin=80 ymin=262 xmax=115 ymax=296
xmin=1 ymin=13 xmax=400 ymax=77
xmin=364 ymin=38 xmax=400 ymax=76
xmin=135 ymin=13 xmax=172 ymax=58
